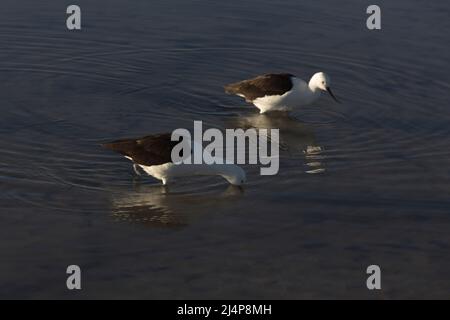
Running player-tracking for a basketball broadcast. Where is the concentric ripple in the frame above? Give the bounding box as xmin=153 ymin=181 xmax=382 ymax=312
xmin=1 ymin=0 xmax=449 ymax=221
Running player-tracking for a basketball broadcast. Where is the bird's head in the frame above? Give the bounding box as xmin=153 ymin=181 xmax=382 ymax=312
xmin=223 ymin=165 xmax=247 ymax=186
xmin=309 ymin=72 xmax=339 ymax=103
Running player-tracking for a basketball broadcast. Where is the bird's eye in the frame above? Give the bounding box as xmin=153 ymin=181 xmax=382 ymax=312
xmin=322 ymin=81 xmax=325 ymax=84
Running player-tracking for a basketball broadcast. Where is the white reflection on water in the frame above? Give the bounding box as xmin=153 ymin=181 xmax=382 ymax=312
xmin=226 ymin=112 xmax=326 ymax=174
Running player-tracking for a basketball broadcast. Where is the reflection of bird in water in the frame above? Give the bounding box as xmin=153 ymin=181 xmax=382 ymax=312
xmin=110 ymin=184 xmax=244 ymax=228
xmin=226 ymin=113 xmax=326 ymax=174
xmin=225 ymin=72 xmax=339 ymax=114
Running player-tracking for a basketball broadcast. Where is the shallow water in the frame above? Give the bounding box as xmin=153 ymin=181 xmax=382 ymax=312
xmin=1 ymin=0 xmax=450 ymax=299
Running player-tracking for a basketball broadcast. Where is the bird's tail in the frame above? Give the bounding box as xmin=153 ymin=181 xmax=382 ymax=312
xmin=101 ymin=139 xmax=137 ymax=156
xmin=224 ymin=83 xmax=239 ymax=95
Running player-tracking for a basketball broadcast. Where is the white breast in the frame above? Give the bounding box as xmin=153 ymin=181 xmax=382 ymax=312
xmin=141 ymin=163 xmax=178 ymax=185
xmin=253 ymin=77 xmax=319 ymax=113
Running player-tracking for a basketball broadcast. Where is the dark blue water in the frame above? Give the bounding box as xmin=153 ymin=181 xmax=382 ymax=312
xmin=1 ymin=0 xmax=450 ymax=299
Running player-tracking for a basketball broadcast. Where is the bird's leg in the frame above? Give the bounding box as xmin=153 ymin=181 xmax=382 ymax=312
xmin=132 ymin=176 xmax=142 ymax=188
xmin=133 ymin=163 xmax=142 ymax=176
xmin=162 ymin=177 xmax=173 ymax=186
xmin=161 ymin=184 xmax=170 ymax=194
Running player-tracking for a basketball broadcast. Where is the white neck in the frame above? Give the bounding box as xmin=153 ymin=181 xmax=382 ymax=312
xmin=308 ymin=78 xmax=322 ymax=94
xmin=170 ymin=163 xmax=241 ymax=180
xmin=304 ymin=79 xmax=322 ymax=104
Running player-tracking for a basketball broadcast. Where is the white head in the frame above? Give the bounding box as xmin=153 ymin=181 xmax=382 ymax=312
xmin=309 ymin=72 xmax=339 ymax=102
xmin=221 ymin=165 xmax=247 ymax=186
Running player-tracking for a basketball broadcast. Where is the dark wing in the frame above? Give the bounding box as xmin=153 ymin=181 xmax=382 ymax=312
xmin=102 ymin=133 xmax=179 ymax=166
xmin=224 ymin=73 xmax=294 ymax=102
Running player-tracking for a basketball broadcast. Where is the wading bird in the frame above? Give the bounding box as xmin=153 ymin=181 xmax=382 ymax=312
xmin=102 ymin=133 xmax=246 ymax=186
xmin=225 ymin=72 xmax=339 ymax=114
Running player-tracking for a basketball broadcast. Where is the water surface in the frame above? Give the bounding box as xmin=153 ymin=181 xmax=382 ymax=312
xmin=1 ymin=0 xmax=450 ymax=299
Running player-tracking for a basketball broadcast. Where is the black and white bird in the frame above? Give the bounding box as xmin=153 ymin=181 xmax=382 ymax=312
xmin=102 ymin=133 xmax=247 ymax=186
xmin=225 ymin=72 xmax=339 ymax=114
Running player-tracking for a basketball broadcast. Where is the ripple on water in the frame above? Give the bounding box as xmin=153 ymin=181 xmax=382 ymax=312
xmin=1 ymin=26 xmax=450 ymax=216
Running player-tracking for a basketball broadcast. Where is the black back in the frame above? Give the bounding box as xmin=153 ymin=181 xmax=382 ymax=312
xmin=225 ymin=73 xmax=294 ymax=102
xmin=102 ymin=133 xmax=179 ymax=166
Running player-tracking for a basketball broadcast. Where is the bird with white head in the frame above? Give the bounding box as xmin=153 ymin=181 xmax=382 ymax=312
xmin=225 ymin=72 xmax=339 ymax=114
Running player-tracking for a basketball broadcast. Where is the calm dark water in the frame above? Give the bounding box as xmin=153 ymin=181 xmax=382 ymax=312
xmin=1 ymin=0 xmax=450 ymax=299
